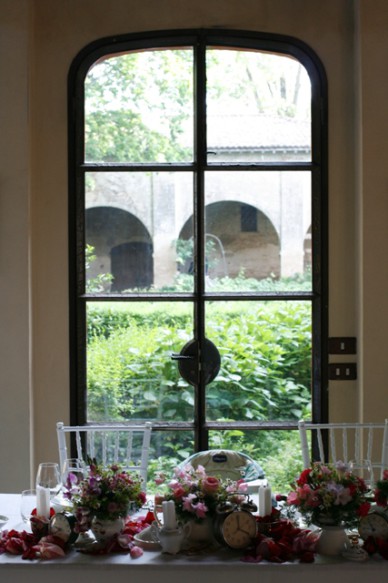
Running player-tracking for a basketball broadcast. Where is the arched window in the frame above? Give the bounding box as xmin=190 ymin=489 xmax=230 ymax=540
xmin=69 ymin=29 xmax=328 ymax=489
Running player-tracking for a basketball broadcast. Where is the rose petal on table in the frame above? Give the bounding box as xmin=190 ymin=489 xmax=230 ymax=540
xmin=5 ymin=537 xmax=26 ymax=554
xmin=130 ymin=545 xmax=143 ymax=558
xmin=37 ymin=542 xmax=66 ymax=559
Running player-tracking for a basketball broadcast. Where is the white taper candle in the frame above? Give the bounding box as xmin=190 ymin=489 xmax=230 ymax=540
xmin=162 ymin=500 xmax=177 ymax=530
xmin=36 ymin=485 xmax=50 ymax=519
xmin=264 ymin=485 xmax=272 ymax=516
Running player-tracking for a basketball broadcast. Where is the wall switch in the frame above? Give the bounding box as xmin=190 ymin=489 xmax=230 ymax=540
xmin=328 ymin=337 xmax=357 ymax=354
xmin=328 ymin=362 xmax=357 ymax=380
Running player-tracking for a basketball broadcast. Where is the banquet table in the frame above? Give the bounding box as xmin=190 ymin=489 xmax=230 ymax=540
xmin=0 ymin=493 xmax=386 ymax=583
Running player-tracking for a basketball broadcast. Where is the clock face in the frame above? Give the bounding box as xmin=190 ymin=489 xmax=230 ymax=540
xmin=359 ymin=512 xmax=388 ymax=541
xmin=221 ymin=510 xmax=257 ymax=549
xmin=49 ymin=512 xmax=77 ymax=543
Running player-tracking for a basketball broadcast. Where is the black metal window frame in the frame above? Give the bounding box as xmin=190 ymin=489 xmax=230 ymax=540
xmin=68 ymin=29 xmax=329 ymax=447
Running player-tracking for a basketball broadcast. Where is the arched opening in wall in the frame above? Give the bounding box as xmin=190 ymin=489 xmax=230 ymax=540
xmin=304 ymin=226 xmax=312 ymax=273
xmin=178 ymin=201 xmax=280 ymax=281
xmin=111 ymin=241 xmax=153 ymax=290
xmin=85 ymin=206 xmax=153 ymax=292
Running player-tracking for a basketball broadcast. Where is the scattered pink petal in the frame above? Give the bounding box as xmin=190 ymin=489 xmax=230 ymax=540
xmin=130 ymin=545 xmax=143 ymax=558
xmin=37 ymin=542 xmax=66 ymax=559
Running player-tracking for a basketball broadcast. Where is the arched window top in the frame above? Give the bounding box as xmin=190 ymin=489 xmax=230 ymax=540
xmin=70 ymin=29 xmax=327 ymax=167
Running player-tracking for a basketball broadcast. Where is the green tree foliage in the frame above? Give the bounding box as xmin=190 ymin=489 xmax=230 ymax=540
xmin=84 ymin=48 xmax=310 ymax=163
xmin=85 ymin=50 xmax=193 ymax=162
xmin=85 ymin=244 xmax=113 ymax=292
xmin=86 ymin=295 xmax=311 ymax=492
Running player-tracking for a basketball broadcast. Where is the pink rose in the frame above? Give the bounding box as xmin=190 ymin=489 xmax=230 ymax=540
xmin=287 ymin=491 xmax=300 ymax=506
xmin=171 ymin=485 xmax=186 ymax=499
xmin=202 ymin=476 xmax=220 ymax=493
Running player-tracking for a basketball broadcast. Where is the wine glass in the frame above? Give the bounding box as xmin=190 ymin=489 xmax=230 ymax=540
xmin=348 ymin=459 xmax=374 ymax=489
xmin=21 ymin=489 xmax=37 ymax=525
xmin=36 ymin=462 xmax=62 ymax=499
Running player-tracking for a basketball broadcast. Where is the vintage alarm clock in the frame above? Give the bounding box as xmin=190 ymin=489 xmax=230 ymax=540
xmin=49 ymin=511 xmax=78 ymax=544
xmin=358 ymin=509 xmax=388 ymax=541
xmin=214 ymin=498 xmax=257 ymax=549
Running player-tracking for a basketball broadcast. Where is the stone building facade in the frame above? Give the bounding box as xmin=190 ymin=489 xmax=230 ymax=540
xmin=85 ymin=115 xmax=312 ymax=290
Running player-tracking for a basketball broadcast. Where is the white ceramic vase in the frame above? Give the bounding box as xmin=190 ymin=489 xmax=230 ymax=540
xmin=91 ymin=516 xmax=125 ymax=543
xmin=158 ymin=526 xmax=185 ymax=554
xmin=316 ymin=525 xmax=350 ymax=556
xmin=183 ymin=517 xmax=215 ymax=547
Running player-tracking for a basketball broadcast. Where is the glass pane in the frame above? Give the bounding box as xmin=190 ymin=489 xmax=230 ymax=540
xmin=85 ymin=49 xmax=193 ymax=163
xmin=86 ymin=301 xmax=194 ymax=422
xmin=208 ymin=429 xmax=303 ymax=494
xmin=148 ymin=430 xmax=195 ymax=491
xmin=204 ymin=171 xmax=312 ymax=291
xmin=85 ymin=172 xmax=194 ymax=293
xmin=205 ymin=300 xmax=312 ymax=422
xmin=206 ymin=49 xmax=311 ymax=163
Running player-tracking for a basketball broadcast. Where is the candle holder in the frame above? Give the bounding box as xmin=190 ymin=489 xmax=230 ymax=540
xmin=158 ymin=525 xmax=184 ymax=554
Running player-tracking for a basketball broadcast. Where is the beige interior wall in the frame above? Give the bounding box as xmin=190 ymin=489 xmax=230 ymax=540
xmin=0 ymin=0 xmax=387 ymax=491
xmin=358 ymin=0 xmax=388 ymax=422
xmin=0 ymin=0 xmax=32 ymax=491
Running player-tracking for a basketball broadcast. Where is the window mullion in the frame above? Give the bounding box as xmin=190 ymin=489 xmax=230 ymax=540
xmin=194 ymin=38 xmax=208 ymax=450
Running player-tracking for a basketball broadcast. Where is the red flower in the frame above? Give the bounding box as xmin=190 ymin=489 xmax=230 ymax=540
xmin=356 ymin=501 xmax=371 ymax=517
xmin=138 ymin=491 xmax=147 ymax=505
xmin=297 ymin=468 xmax=312 ymax=486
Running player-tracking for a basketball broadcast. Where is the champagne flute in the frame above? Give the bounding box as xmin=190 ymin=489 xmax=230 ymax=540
xmin=36 ymin=462 xmax=62 ymax=499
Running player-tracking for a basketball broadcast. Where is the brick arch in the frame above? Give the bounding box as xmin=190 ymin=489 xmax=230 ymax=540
xmin=178 ymin=201 xmax=280 ymax=280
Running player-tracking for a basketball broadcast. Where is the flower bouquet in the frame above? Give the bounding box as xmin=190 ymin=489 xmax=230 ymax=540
xmin=374 ymin=469 xmax=388 ymax=507
xmin=286 ymin=461 xmax=370 ymax=528
xmin=65 ymin=460 xmax=146 ymax=531
xmin=155 ymin=464 xmax=249 ymax=523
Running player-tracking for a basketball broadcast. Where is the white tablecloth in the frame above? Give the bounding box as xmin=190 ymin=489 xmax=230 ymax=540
xmin=0 ymin=493 xmax=386 ymax=583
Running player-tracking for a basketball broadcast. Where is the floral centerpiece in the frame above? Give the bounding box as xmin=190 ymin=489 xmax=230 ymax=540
xmin=374 ymin=469 xmax=388 ymax=507
xmin=286 ymin=461 xmax=370 ymax=528
xmin=155 ymin=464 xmax=249 ymax=523
xmin=65 ymin=460 xmax=146 ymax=532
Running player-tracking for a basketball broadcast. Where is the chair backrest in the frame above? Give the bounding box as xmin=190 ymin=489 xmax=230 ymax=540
xmin=178 ymin=449 xmax=266 ymax=482
xmin=298 ymin=419 xmax=388 ymax=484
xmin=56 ymin=421 xmax=152 ymax=487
